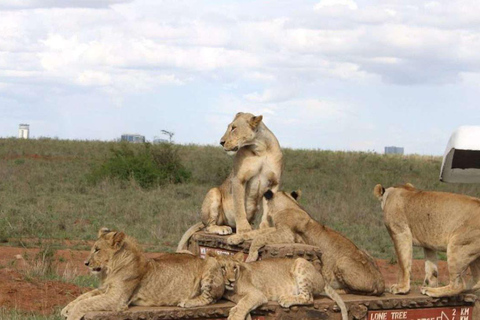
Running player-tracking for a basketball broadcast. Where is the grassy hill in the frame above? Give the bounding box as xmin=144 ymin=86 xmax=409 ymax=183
xmin=1 ymin=138 xmax=479 ymax=259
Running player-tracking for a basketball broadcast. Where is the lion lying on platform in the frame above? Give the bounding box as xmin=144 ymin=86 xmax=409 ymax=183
xmin=177 ymin=112 xmax=283 ymax=251
xmin=61 ymin=228 xmax=224 ymax=320
xmin=228 ymin=190 xmax=385 ymax=296
xmin=210 ymin=251 xmax=348 ymax=320
xmin=374 ymin=183 xmax=480 ymax=297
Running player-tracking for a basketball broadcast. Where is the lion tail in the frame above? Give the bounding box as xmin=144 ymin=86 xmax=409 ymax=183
xmin=324 ymin=283 xmax=348 ymax=320
xmin=176 ymin=221 xmax=205 ymax=252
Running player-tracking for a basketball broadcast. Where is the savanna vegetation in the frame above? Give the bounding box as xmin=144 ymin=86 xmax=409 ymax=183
xmin=2 ymin=137 xmax=480 ymax=258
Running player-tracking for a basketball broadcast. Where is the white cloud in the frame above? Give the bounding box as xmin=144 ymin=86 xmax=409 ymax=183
xmin=314 ymin=0 xmax=358 ymax=11
xmin=0 ymin=0 xmax=131 ymax=10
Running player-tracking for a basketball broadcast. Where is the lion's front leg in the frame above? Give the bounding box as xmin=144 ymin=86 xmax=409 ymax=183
xmin=228 ymin=292 xmax=268 ymax=320
xmin=61 ymin=289 xmax=102 ymax=318
xmin=423 ymin=248 xmax=438 ymax=288
xmin=390 ymin=231 xmax=413 ymax=294
xmin=66 ymin=294 xmax=127 ymax=320
xmin=179 ymin=259 xmax=224 ymax=308
xmin=232 ymin=178 xmax=252 ymax=234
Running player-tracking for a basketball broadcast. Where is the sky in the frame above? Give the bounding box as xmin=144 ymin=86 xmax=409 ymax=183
xmin=1 ymin=0 xmax=479 ymax=155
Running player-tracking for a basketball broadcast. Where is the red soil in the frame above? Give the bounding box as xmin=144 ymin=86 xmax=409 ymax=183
xmin=0 ymin=245 xmax=449 ymax=315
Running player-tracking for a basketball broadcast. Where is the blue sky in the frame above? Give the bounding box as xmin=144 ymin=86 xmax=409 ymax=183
xmin=1 ymin=0 xmax=479 ymax=154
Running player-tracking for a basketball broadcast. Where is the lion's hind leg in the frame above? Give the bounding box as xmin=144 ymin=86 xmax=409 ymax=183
xmin=334 ymin=254 xmax=385 ymax=296
xmin=421 ymin=234 xmax=480 ymax=297
xmin=278 ymin=259 xmax=315 ymax=308
xmin=202 ymin=188 xmax=232 ymax=235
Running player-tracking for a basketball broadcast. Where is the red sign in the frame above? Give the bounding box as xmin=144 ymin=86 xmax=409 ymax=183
xmin=368 ymin=307 xmax=473 ymax=320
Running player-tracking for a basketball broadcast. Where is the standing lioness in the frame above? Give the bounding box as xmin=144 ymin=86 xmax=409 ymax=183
xmin=177 ymin=112 xmax=283 ymax=251
xmin=374 ymin=183 xmax=480 ymax=297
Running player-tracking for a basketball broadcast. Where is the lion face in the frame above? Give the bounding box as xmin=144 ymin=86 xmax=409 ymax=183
xmin=220 ymin=112 xmax=263 ymax=154
xmin=84 ymin=228 xmax=125 ymax=275
xmin=219 ymin=259 xmax=240 ymax=290
xmin=208 ymin=251 xmax=244 ymax=291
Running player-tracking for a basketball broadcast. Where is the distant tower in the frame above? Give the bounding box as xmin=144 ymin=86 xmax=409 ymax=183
xmin=19 ymin=124 xmax=30 ymax=139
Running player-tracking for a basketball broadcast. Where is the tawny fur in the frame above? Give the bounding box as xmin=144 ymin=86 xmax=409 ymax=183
xmin=228 ymin=191 xmax=385 ymax=296
xmin=177 ymin=112 xmax=283 ymax=251
xmin=62 ymin=228 xmax=224 ymax=320
xmin=374 ymin=183 xmax=480 ymax=297
xmin=210 ymin=252 xmax=348 ymax=320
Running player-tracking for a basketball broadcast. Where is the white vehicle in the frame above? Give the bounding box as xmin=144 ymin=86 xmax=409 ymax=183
xmin=440 ymin=126 xmax=480 ymax=183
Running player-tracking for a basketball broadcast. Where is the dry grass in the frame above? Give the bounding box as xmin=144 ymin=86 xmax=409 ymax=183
xmin=1 ymin=138 xmax=480 ymax=259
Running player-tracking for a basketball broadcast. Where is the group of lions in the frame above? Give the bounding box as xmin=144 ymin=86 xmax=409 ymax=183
xmin=63 ymin=112 xmax=480 ymax=320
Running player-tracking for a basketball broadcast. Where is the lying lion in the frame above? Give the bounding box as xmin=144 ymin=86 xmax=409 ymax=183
xmin=62 ymin=228 xmax=224 ymax=320
xmin=177 ymin=112 xmax=283 ymax=251
xmin=228 ymin=190 xmax=385 ymax=296
xmin=210 ymin=251 xmax=348 ymax=320
xmin=374 ymin=183 xmax=480 ymax=297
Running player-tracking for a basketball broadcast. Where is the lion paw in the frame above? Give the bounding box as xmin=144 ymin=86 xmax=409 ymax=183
xmin=390 ymin=284 xmax=410 ymax=295
xmin=178 ymin=300 xmax=192 ymax=308
xmin=205 ymin=225 xmax=233 ymax=235
xmin=278 ymin=295 xmax=295 ymax=308
xmin=227 ymin=235 xmax=245 ymax=245
xmin=245 ymin=251 xmax=259 ymax=262
xmin=61 ymin=306 xmax=69 ymax=318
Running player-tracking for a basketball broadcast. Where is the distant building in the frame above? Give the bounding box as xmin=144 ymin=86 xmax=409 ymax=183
xmin=385 ymin=146 xmax=404 ymax=155
xmin=121 ymin=134 xmax=145 ymax=143
xmin=19 ymin=124 xmax=30 ymax=139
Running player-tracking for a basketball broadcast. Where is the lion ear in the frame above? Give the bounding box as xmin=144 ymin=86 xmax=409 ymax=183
xmin=291 ymin=190 xmax=301 ymax=201
xmin=110 ymin=232 xmax=125 ymax=248
xmin=373 ymin=184 xmax=385 ymax=199
xmin=98 ymin=227 xmax=111 ymax=238
xmin=233 ymin=251 xmax=245 ymax=262
xmin=249 ymin=115 xmax=263 ymax=128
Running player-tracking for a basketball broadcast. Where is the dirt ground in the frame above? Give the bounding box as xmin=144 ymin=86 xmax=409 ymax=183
xmin=0 ymin=245 xmax=450 ymax=316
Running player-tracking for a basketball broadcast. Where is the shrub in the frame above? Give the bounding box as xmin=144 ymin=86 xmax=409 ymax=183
xmin=89 ymin=142 xmax=191 ymax=188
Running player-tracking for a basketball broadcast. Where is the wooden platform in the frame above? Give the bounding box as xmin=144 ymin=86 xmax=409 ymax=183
xmin=84 ymin=291 xmax=477 ymax=320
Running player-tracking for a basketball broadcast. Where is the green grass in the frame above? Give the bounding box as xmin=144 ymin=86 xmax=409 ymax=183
xmin=1 ymin=138 xmax=480 ymax=259
xmin=0 ymin=308 xmax=62 ymax=320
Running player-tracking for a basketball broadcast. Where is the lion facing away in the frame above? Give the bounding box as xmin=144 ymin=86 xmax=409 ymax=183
xmin=228 ymin=190 xmax=385 ymax=296
xmin=209 ymin=252 xmax=348 ymax=320
xmin=177 ymin=112 xmax=283 ymax=251
xmin=62 ymin=228 xmax=224 ymax=320
xmin=374 ymin=183 xmax=480 ymax=297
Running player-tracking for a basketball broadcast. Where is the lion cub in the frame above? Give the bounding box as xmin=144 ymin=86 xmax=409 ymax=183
xmin=374 ymin=183 xmax=480 ymax=297
xmin=228 ymin=190 xmax=385 ymax=296
xmin=62 ymin=228 xmax=224 ymax=320
xmin=209 ymin=252 xmax=348 ymax=320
